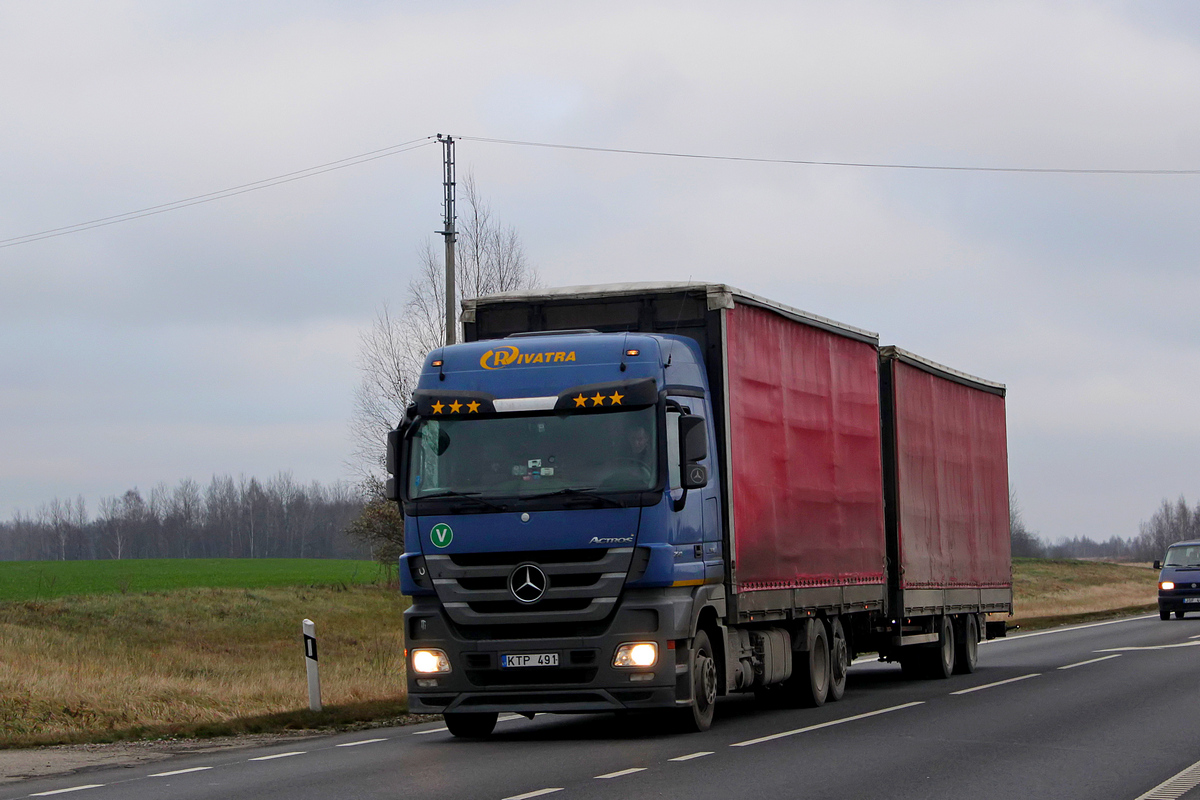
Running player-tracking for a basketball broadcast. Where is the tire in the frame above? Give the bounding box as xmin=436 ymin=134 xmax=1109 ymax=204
xmin=679 ymin=629 xmax=718 ymax=732
xmin=929 ymin=616 xmax=956 ymax=679
xmin=444 ymin=712 xmax=498 ymax=738
xmin=1161 ymin=606 xmax=1171 ymax=620
xmin=786 ymin=619 xmax=830 ymax=707
xmin=826 ymin=617 xmax=849 ymax=701
xmin=953 ymin=615 xmax=979 ymax=675
xmin=1176 ymin=610 xmax=1186 ymax=620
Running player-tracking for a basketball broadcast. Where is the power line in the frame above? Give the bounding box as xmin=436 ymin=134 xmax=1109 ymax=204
xmin=455 ymin=135 xmax=1200 ymax=176
xmin=0 ymin=137 xmax=436 ymax=249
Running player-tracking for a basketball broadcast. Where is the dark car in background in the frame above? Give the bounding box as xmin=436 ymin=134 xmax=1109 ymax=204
xmin=1155 ymin=541 xmax=1200 ymax=620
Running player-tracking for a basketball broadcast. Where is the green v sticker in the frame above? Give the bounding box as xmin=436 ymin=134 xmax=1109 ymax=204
xmin=430 ymin=523 xmax=453 ymax=548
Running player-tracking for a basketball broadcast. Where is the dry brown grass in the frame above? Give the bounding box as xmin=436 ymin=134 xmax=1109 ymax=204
xmin=0 ymin=585 xmax=409 ymax=746
xmin=1010 ymin=558 xmax=1157 ymax=624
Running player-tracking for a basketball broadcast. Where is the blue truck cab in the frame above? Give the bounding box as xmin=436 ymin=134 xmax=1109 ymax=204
xmin=1155 ymin=540 xmax=1200 ymax=620
xmin=385 ymin=330 xmax=722 ymax=735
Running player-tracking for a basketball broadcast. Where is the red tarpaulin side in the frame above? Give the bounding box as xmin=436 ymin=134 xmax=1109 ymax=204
xmin=893 ymin=360 xmax=1011 ymax=589
xmin=726 ymin=303 xmax=886 ymax=592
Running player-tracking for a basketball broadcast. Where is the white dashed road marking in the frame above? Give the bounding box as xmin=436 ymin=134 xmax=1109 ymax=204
xmin=950 ymin=674 xmax=1040 ymax=695
xmin=150 ymin=767 xmax=213 ymax=777
xmin=731 ymin=701 xmax=925 ymax=747
xmin=336 ymin=738 xmax=389 ymax=747
xmin=1058 ymin=654 xmax=1122 ymax=670
xmin=595 ymin=768 xmax=646 ymax=779
xmin=1097 ymin=641 xmax=1200 ymax=653
xmin=29 ymin=787 xmax=105 ymax=796
xmin=502 ymin=789 xmax=563 ymax=800
xmin=249 ymin=751 xmax=306 ymax=761
xmin=669 ymin=751 xmax=714 ymax=761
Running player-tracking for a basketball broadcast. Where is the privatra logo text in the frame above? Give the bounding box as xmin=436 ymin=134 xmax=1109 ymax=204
xmin=480 ymin=345 xmax=577 ymax=370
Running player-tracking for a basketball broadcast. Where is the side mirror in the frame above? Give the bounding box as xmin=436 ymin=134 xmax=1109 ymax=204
xmin=678 ymin=415 xmax=708 ymax=489
xmin=386 ymin=429 xmax=401 ymax=476
xmin=1153 ymin=560 xmax=1162 ymax=571
xmin=679 ymin=415 xmax=708 ymax=463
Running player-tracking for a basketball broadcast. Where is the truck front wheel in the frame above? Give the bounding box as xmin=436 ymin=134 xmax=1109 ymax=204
xmin=679 ymin=630 xmax=718 ymax=732
xmin=444 ymin=712 xmax=498 ymax=738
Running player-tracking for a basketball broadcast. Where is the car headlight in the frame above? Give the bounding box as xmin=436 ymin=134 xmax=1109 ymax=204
xmin=411 ymin=648 xmax=452 ymax=674
xmin=1161 ymin=581 xmax=1176 ymax=591
xmin=613 ymin=642 xmax=658 ymax=668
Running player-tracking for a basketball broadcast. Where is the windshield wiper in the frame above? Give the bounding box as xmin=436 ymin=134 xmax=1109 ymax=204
xmin=526 ymin=487 xmax=625 ymax=508
xmin=416 ymin=490 xmax=506 ymax=512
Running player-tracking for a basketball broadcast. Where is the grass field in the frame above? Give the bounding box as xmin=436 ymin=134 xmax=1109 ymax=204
xmin=1010 ymin=558 xmax=1157 ymax=627
xmin=0 ymin=584 xmax=409 ymax=747
xmin=0 ymin=559 xmax=386 ymax=602
xmin=0 ymin=556 xmax=1162 ymax=747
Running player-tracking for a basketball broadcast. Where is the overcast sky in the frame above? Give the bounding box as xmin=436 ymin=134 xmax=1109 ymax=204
xmin=3 ymin=1 xmax=1199 ymax=542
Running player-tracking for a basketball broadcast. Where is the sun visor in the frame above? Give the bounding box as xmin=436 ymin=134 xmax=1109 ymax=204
xmin=553 ymin=378 xmax=658 ymax=412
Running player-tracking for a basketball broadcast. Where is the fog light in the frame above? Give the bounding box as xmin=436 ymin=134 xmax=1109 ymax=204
xmin=416 ymin=678 xmax=439 ymax=688
xmin=613 ymin=642 xmax=658 ymax=668
xmin=629 ymin=672 xmax=655 ymax=682
xmin=412 ymin=648 xmax=451 ymax=674
xmin=1161 ymin=581 xmax=1176 ymax=591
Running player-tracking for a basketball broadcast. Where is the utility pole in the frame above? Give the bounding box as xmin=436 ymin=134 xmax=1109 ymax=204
xmin=437 ymin=134 xmax=457 ymax=346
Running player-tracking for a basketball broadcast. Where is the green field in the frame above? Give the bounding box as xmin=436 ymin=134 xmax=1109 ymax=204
xmin=0 ymin=558 xmax=387 ymax=601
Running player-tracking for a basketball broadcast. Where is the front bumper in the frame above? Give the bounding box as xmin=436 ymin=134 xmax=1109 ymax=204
xmin=1158 ymin=591 xmax=1200 ymax=613
xmin=404 ymin=587 xmax=704 ymax=714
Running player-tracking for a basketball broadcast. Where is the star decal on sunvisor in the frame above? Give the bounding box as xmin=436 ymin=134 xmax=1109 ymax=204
xmin=428 ymin=400 xmax=481 ymax=415
xmin=571 ymin=391 xmax=626 ymax=408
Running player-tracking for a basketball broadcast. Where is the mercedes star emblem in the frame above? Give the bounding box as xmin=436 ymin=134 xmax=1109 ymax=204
xmin=509 ymin=563 xmax=548 ymax=604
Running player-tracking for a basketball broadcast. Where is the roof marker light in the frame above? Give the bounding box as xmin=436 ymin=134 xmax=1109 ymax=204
xmin=626 ymin=349 xmax=640 ymax=357
xmin=431 ymin=360 xmax=444 ymax=367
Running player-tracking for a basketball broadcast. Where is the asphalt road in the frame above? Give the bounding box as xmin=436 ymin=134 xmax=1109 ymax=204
xmin=7 ymin=614 xmax=1200 ymax=800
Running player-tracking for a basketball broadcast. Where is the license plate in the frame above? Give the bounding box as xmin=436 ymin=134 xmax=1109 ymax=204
xmin=1184 ymin=598 xmax=1200 ymax=604
xmin=501 ymin=652 xmax=559 ymax=668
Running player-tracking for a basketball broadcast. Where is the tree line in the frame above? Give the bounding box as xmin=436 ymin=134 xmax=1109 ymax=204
xmin=1011 ymin=494 xmax=1200 ymax=562
xmin=0 ymin=473 xmax=370 ymax=561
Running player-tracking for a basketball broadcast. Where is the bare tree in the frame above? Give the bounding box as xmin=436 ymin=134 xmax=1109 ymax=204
xmin=1009 ymin=491 xmax=1044 ymax=558
xmin=348 ymin=173 xmax=538 ymax=482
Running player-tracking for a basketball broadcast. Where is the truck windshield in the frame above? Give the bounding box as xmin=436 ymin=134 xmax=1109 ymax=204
xmin=407 ymin=405 xmax=658 ymax=500
xmin=1164 ymin=546 xmax=1200 ymax=567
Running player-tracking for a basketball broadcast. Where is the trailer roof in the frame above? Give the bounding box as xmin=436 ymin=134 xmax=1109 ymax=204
xmin=461 ymin=281 xmax=879 ymax=344
xmin=880 ymin=345 xmax=1006 ymax=396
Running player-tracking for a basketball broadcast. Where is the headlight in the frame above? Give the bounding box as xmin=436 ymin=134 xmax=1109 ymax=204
xmin=412 ymin=648 xmax=451 ymax=674
xmin=613 ymin=642 xmax=658 ymax=668
xmin=1161 ymin=581 xmax=1176 ymax=591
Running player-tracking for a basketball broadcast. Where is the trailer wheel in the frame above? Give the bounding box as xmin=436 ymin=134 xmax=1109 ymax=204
xmin=785 ymin=619 xmax=830 ymax=707
xmin=953 ymin=615 xmax=979 ymax=674
xmin=826 ymin=617 xmax=849 ymax=701
xmin=679 ymin=629 xmax=718 ymax=732
xmin=929 ymin=616 xmax=956 ymax=679
xmin=444 ymin=712 xmax=498 ymax=738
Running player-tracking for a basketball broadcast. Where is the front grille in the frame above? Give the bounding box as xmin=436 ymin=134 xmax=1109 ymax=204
xmin=427 ymin=547 xmax=634 ymax=626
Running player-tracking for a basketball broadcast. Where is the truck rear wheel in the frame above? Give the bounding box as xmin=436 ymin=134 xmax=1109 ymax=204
xmin=444 ymin=712 xmax=498 ymax=738
xmin=826 ymin=617 xmax=849 ymax=701
xmin=953 ymin=615 xmax=979 ymax=674
xmin=786 ymin=619 xmax=830 ymax=707
xmin=679 ymin=630 xmax=717 ymax=732
xmin=929 ymin=615 xmax=956 ymax=679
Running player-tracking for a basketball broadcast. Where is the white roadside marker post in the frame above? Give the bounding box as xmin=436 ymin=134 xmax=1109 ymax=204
xmin=303 ymin=618 xmax=322 ymax=712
